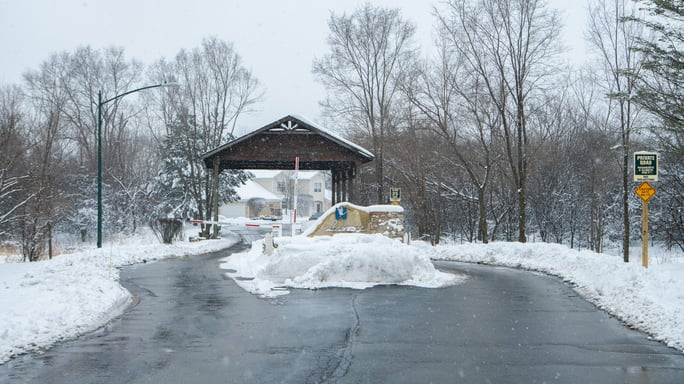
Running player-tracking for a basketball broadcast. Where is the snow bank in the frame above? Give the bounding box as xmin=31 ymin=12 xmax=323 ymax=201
xmin=220 ymin=234 xmax=463 ymax=297
xmin=430 ymin=242 xmax=684 ymax=351
xmin=0 ymin=234 xmax=238 ymax=363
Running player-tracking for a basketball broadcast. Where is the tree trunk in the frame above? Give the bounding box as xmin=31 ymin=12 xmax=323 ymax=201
xmin=478 ymin=187 xmax=488 ymax=243
xmin=622 ymin=142 xmax=630 ymax=262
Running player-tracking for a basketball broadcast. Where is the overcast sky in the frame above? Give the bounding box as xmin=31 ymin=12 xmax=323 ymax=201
xmin=0 ymin=0 xmax=588 ymax=135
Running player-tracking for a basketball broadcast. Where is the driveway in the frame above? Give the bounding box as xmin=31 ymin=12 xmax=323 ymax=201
xmin=1 ymin=243 xmax=683 ymax=383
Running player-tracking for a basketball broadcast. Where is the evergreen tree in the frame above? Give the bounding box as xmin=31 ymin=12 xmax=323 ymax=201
xmin=151 ymin=114 xmax=248 ymax=232
xmin=628 ymin=0 xmax=684 ymax=250
xmin=629 ymin=0 xmax=683 ymax=154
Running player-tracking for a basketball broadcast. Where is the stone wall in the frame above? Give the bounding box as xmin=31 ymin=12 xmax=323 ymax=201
xmin=368 ymin=210 xmax=404 ymax=239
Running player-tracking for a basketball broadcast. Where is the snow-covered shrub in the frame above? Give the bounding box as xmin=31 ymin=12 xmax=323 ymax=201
xmin=150 ymin=218 xmax=183 ymax=244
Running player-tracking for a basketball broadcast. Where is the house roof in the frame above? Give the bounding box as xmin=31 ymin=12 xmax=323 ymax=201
xmin=250 ymin=170 xmax=325 ymax=180
xmin=202 ymin=115 xmax=374 ymax=171
xmin=235 ymin=180 xmax=281 ymax=201
xmin=249 ymin=170 xmax=283 ymax=179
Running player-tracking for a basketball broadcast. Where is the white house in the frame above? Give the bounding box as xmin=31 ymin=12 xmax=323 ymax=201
xmin=219 ymin=170 xmax=331 ymax=219
xmin=219 ymin=180 xmax=282 ymax=219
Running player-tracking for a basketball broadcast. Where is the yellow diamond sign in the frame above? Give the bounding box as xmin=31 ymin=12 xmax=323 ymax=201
xmin=635 ymin=182 xmax=656 ymax=202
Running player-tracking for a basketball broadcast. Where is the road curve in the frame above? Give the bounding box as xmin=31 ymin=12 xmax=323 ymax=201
xmin=1 ymin=245 xmax=683 ymax=383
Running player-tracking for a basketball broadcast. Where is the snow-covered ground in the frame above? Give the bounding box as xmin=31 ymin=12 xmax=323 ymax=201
xmin=1 ymin=229 xmax=682 ymax=365
xmin=0 ymin=231 xmax=240 ymax=364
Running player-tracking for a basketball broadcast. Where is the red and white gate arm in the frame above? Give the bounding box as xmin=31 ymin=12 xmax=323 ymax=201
xmin=190 ymin=219 xmax=282 ymax=233
xmin=189 ymin=219 xmax=225 ymax=225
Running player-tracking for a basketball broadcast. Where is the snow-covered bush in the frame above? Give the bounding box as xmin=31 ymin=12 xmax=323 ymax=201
xmin=150 ymin=218 xmax=183 ymax=244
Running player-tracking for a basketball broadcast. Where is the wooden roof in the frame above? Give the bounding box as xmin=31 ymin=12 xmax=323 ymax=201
xmin=202 ymin=115 xmax=374 ymax=171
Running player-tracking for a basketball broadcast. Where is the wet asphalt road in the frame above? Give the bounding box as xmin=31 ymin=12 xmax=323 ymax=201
xmin=1 ymin=238 xmax=684 ymax=383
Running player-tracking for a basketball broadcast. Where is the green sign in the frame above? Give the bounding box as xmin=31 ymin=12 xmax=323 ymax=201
xmin=390 ymin=187 xmax=401 ymax=202
xmin=634 ymin=152 xmax=658 ymax=182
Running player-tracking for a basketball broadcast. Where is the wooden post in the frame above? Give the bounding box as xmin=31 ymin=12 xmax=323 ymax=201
xmin=211 ymin=157 xmax=221 ymax=239
xmin=342 ymin=168 xmax=348 ymax=202
xmin=642 ymin=200 xmax=648 ymax=269
xmin=348 ymin=166 xmax=355 ymax=203
xmin=634 ymin=181 xmax=655 ymax=269
xmin=331 ymin=170 xmax=337 ymax=205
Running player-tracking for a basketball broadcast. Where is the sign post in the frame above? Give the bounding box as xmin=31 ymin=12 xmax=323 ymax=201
xmin=635 ymin=181 xmax=657 ymax=269
xmin=642 ymin=199 xmax=649 ymax=268
xmin=633 ymin=152 xmax=658 ymax=269
xmin=292 ymin=157 xmax=299 ymax=237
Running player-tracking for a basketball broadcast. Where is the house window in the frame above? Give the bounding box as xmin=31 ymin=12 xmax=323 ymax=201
xmin=314 ymin=182 xmax=322 ymax=192
xmin=276 ymin=181 xmax=286 ymax=193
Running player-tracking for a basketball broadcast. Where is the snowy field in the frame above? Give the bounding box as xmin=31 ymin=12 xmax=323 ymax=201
xmin=1 ymin=229 xmax=683 ymax=365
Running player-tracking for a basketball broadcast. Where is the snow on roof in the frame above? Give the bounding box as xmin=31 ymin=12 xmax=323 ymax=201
xmin=249 ymin=170 xmax=283 ymax=179
xmin=290 ymin=114 xmax=374 ymax=159
xmin=296 ymin=171 xmax=325 ymax=180
xmin=236 ymin=180 xmax=281 ymax=201
xmin=250 ymin=169 xmax=326 ymax=180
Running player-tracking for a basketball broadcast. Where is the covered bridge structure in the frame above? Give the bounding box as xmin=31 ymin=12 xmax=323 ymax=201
xmin=202 ymin=115 xmax=374 ymax=204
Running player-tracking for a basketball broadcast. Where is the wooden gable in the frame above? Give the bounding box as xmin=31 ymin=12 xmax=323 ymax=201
xmin=202 ymin=115 xmax=373 ymax=204
xmin=202 ymin=115 xmax=374 ymax=171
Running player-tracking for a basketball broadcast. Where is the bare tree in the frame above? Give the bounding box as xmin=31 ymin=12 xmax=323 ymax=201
xmin=403 ymin=26 xmax=501 ymax=243
xmin=18 ymin=71 xmax=71 ymax=260
xmin=0 ymin=85 xmax=31 ymax=236
xmin=48 ymin=46 xmax=144 ymax=172
xmin=313 ymin=4 xmax=416 ymax=203
xmin=149 ymin=37 xmax=261 ymax=238
xmin=438 ymin=0 xmax=562 ymax=243
xmin=384 ymin=105 xmax=447 ymax=243
xmin=22 ymin=47 xmax=150 ymax=240
xmin=586 ymin=0 xmax=646 ymax=262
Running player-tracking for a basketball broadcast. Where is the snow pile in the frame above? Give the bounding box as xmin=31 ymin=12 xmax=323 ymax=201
xmin=221 ymin=234 xmax=463 ymax=297
xmin=430 ymin=242 xmax=684 ymax=351
xmin=0 ymin=234 xmax=238 ymax=363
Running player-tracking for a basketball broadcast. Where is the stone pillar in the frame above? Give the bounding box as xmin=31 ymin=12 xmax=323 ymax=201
xmin=368 ymin=210 xmax=405 ymax=239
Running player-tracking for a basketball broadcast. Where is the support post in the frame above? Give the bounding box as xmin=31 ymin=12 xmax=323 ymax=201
xmin=642 ymin=200 xmax=649 ymax=268
xmin=211 ymin=157 xmax=221 ymax=239
xmin=292 ymin=157 xmax=299 ymax=237
xmin=341 ymin=169 xmax=348 ymax=202
xmin=331 ymin=170 xmax=338 ymax=205
xmin=348 ymin=166 xmax=355 ymax=203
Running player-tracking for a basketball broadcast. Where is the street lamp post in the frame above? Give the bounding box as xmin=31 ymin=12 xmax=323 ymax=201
xmin=97 ymin=82 xmax=179 ymax=248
